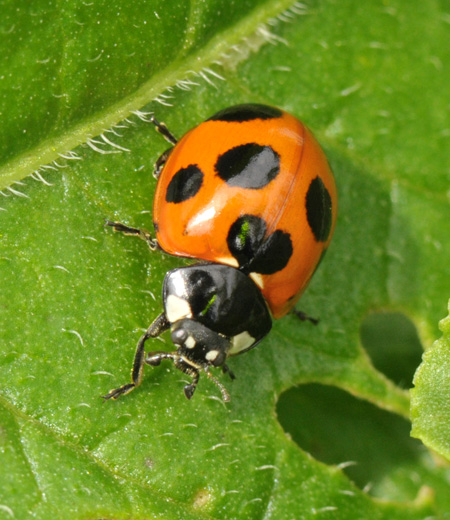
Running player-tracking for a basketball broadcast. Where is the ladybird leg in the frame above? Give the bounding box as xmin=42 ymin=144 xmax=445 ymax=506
xmin=102 ymin=313 xmax=170 ymax=401
xmin=204 ymin=367 xmax=231 ymax=402
xmin=222 ymin=363 xmax=236 ymax=380
xmin=150 ymin=115 xmax=178 ymax=145
xmin=181 ymin=367 xmax=200 ymax=400
xmin=153 ymin=147 xmax=173 ymax=180
xmin=291 ymin=309 xmax=319 ymax=325
xmin=146 ymin=352 xmax=201 ymax=400
xmin=105 ymin=219 xmax=160 ymax=252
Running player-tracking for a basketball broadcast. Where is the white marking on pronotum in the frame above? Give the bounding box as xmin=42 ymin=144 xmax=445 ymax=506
xmin=165 ymin=295 xmax=191 ymax=322
xmin=216 ymin=256 xmax=239 ymax=268
xmin=229 ymin=331 xmax=255 ymax=354
xmin=249 ymin=272 xmax=264 ymax=289
xmin=255 ymin=465 xmax=278 ymax=471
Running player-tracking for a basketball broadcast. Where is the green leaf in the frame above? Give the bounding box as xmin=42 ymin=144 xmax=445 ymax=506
xmin=1 ymin=1 xmax=450 ymax=519
xmin=411 ymin=304 xmax=450 ymax=460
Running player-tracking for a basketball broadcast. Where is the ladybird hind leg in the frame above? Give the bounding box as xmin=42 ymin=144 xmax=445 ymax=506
xmin=105 ymin=219 xmax=161 ymax=252
xmin=102 ymin=312 xmax=170 ymax=401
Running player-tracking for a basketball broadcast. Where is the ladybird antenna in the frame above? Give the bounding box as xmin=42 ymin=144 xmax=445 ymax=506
xmin=205 ymin=367 xmax=231 ymax=402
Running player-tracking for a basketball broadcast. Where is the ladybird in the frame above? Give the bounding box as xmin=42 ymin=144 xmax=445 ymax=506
xmin=103 ymin=103 xmax=337 ymax=402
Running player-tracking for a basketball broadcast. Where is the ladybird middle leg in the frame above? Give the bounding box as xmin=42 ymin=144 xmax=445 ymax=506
xmin=105 ymin=219 xmax=160 ymax=251
xmin=102 ymin=312 xmax=170 ymax=401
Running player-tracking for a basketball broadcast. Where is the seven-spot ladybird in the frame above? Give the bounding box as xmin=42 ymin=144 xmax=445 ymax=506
xmin=103 ymin=104 xmax=337 ymax=402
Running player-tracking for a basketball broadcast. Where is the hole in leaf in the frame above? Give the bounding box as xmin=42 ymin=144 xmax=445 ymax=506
xmin=277 ymin=384 xmax=427 ymax=501
xmin=360 ymin=311 xmax=423 ymax=388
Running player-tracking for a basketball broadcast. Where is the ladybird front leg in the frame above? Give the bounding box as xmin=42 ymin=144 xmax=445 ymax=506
xmin=102 ymin=313 xmax=170 ymax=401
xmin=105 ymin=219 xmax=160 ymax=252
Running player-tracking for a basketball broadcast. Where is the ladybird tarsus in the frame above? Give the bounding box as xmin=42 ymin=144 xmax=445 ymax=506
xmin=149 ymin=115 xmax=178 ymax=145
xmin=102 ymin=313 xmax=170 ymax=401
xmin=291 ymin=309 xmax=319 ymax=325
xmin=105 ymin=219 xmax=160 ymax=251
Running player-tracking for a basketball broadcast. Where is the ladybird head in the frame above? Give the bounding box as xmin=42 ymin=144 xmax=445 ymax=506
xmin=170 ymin=318 xmax=229 ymax=367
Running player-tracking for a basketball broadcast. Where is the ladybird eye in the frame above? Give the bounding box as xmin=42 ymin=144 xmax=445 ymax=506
xmin=215 ymin=143 xmax=280 ymax=189
xmin=166 ymin=164 xmax=204 ymax=203
xmin=305 ymin=176 xmax=333 ymax=242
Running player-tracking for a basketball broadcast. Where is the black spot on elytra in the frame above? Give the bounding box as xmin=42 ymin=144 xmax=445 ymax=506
xmin=306 ymin=177 xmax=332 ymax=242
xmin=248 ymin=229 xmax=293 ymax=274
xmin=227 ymin=215 xmax=267 ymax=267
xmin=166 ymin=165 xmax=203 ymax=203
xmin=215 ymin=143 xmax=280 ymax=189
xmin=208 ymin=104 xmax=283 ymax=122
xmin=227 ymin=215 xmax=293 ymax=275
